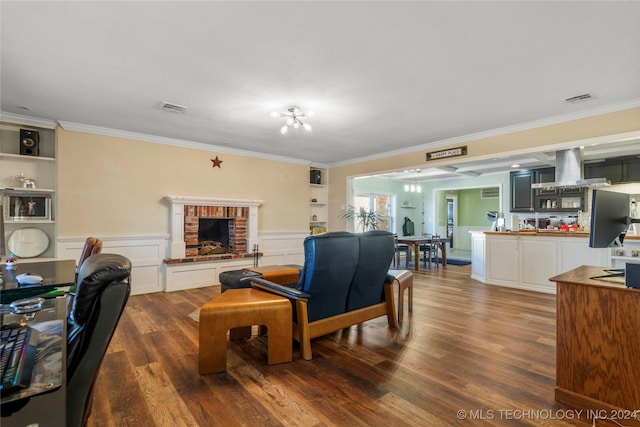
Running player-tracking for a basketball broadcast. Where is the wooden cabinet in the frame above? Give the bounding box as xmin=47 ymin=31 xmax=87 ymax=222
xmin=309 ymin=167 xmax=328 ymax=234
xmin=0 ymin=121 xmax=57 ymax=259
xmin=511 ymin=167 xmax=586 ymax=213
xmin=535 ymin=167 xmax=556 ymax=196
xmin=552 ymin=266 xmax=640 ymax=424
xmin=510 ymin=170 xmax=535 ymax=212
xmin=584 ymin=155 xmax=640 ymax=183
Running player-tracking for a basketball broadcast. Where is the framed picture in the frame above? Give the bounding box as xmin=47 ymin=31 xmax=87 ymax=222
xmin=3 ymin=194 xmax=51 ymax=221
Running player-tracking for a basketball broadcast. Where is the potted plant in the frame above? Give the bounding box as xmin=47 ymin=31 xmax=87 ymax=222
xmin=339 ymin=205 xmax=386 ymax=231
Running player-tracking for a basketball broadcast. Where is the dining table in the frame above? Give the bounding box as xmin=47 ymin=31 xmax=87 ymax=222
xmin=396 ymin=236 xmax=452 ymax=271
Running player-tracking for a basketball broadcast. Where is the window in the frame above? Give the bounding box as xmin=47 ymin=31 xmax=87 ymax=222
xmin=352 ymin=193 xmax=393 ymax=232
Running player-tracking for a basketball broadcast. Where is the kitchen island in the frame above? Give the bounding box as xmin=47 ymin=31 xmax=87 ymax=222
xmin=470 ymin=230 xmax=640 ymax=294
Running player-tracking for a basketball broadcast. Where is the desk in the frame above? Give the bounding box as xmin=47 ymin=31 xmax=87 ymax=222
xmin=397 ymin=236 xmax=452 ymax=270
xmin=1 ymin=259 xmax=74 ymax=427
xmin=1 ymin=259 xmax=76 ymax=303
xmin=551 ymin=266 xmax=640 ymax=426
xmin=1 ymin=296 xmax=67 ymax=427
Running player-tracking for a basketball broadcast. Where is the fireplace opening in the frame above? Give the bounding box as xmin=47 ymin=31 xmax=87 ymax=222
xmin=197 ymin=218 xmax=232 ymax=255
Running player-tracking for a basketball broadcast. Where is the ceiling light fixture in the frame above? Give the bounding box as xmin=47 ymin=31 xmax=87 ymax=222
xmin=271 ymin=106 xmax=313 ymax=134
xmin=404 ymin=179 xmax=422 ymax=193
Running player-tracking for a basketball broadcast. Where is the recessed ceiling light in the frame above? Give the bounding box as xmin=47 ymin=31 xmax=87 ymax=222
xmin=511 ymin=164 xmax=520 ymax=168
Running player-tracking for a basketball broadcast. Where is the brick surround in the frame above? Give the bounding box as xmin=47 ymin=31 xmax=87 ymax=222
xmin=184 ymin=205 xmax=248 ymax=256
xmin=164 ymin=196 xmax=262 ymax=262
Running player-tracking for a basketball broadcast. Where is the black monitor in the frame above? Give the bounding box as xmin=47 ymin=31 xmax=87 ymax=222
xmin=588 ymin=189 xmax=630 ymax=248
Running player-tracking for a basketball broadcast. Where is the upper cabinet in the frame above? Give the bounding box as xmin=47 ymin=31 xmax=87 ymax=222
xmin=309 ymin=167 xmax=328 ymax=234
xmin=1 ymin=121 xmax=57 ymax=259
xmin=510 ymin=169 xmax=535 ymax=212
xmin=584 ymin=155 xmax=640 ymax=184
xmin=510 ymin=167 xmax=585 ymax=213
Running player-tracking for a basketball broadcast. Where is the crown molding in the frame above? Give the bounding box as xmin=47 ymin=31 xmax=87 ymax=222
xmin=329 ymin=99 xmax=640 ymax=168
xmin=0 ymin=112 xmax=57 ymax=129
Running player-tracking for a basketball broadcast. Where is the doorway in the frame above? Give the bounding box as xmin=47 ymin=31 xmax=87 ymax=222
xmin=446 ymin=195 xmax=457 ymax=248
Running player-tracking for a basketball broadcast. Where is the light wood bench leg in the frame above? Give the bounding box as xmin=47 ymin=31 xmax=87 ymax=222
xmin=199 ymin=305 xmax=231 ymax=374
xmin=199 ymin=289 xmax=293 ymax=374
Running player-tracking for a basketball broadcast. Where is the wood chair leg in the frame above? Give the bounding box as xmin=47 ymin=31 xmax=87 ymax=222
xmin=295 ymin=300 xmax=312 ymax=360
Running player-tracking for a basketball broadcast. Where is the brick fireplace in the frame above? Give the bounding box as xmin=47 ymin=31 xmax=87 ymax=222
xmin=165 ymin=196 xmax=262 ymax=261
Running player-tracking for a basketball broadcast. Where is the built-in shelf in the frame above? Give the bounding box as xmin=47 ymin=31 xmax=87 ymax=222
xmin=310 ymin=167 xmax=328 ymax=234
xmin=1 ymin=121 xmax=58 ymax=259
xmin=1 ymin=187 xmax=55 ymax=193
xmin=611 ymin=256 xmax=640 ymax=261
xmin=0 ymin=153 xmax=56 ymax=162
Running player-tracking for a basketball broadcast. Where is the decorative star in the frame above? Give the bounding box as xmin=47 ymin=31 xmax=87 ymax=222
xmin=211 ymin=156 xmax=223 ymax=168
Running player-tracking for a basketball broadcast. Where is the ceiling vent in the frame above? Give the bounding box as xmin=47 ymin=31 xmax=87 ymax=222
xmin=481 ymin=187 xmax=500 ymax=199
xmin=563 ymin=93 xmax=593 ymax=104
xmin=159 ymin=101 xmax=188 ymax=114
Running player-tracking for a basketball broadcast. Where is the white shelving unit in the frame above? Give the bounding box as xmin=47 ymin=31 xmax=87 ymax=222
xmin=611 ymin=239 xmax=640 ymax=268
xmin=309 ymin=167 xmax=328 ymax=234
xmin=1 ymin=121 xmax=57 ymax=259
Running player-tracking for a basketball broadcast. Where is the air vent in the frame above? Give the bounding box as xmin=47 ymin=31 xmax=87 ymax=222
xmin=563 ymin=93 xmax=593 ymax=104
xmin=159 ymin=101 xmax=188 ymax=114
xmin=481 ymin=187 xmax=500 ymax=199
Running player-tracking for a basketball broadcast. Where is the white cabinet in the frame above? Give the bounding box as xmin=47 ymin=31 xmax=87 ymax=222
xmin=471 ymin=231 xmax=610 ymax=294
xmin=1 ymin=121 xmax=57 ymax=259
xmin=309 ymin=167 xmax=328 ymax=234
xmin=486 ymin=235 xmax=519 ymax=283
xmin=470 ymin=231 xmax=486 ymax=279
xmin=611 ymin=238 xmax=640 ymax=268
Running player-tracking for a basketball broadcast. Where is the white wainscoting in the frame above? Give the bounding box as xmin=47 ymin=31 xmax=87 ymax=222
xmin=163 ymin=231 xmax=306 ymax=292
xmin=163 ymin=258 xmax=255 ymax=292
xmin=57 ymin=235 xmax=168 ymax=295
xmin=257 ymin=231 xmax=307 ymax=266
xmin=58 ymin=231 xmax=307 ymax=294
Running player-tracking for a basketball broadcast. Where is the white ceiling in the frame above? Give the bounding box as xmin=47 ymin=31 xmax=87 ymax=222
xmin=1 ymin=1 xmax=639 ymax=172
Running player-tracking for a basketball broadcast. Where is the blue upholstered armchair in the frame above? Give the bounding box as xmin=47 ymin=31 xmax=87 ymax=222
xmin=250 ymin=230 xmax=398 ymax=360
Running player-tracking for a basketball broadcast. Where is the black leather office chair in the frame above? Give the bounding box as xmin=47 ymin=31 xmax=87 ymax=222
xmin=66 ymin=253 xmax=132 ymax=427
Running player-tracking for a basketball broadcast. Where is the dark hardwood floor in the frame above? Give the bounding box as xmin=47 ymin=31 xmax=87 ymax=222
xmin=87 ymin=265 xmax=591 ymax=427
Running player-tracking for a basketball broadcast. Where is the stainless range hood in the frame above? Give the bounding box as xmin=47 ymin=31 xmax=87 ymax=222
xmin=530 ymin=148 xmax=610 ymax=190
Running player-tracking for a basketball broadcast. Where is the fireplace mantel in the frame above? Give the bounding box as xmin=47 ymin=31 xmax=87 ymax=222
xmin=165 ymin=195 xmax=262 ymax=259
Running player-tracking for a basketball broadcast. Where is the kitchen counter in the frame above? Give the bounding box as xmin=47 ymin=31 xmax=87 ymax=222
xmin=470 ymin=231 xmax=611 ymax=294
xmin=483 ymin=230 xmax=640 ymax=239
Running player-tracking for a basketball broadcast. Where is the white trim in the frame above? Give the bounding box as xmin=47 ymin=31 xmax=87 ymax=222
xmin=56 ymin=235 xmax=167 ymax=295
xmin=0 ymin=112 xmax=58 ymax=129
xmin=164 ymin=195 xmax=262 ymax=208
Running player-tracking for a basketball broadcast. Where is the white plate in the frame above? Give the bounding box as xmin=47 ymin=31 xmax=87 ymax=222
xmin=7 ymin=228 xmax=50 ymax=258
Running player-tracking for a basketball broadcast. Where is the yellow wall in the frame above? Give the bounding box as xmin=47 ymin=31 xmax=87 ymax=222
xmin=53 ymin=107 xmax=640 ymax=237
xmin=56 ymin=128 xmax=309 ymax=236
xmin=328 ymin=107 xmax=640 ymax=231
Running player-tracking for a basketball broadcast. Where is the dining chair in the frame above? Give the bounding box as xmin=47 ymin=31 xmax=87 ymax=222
xmin=393 ymin=234 xmax=409 ymax=268
xmin=430 ymin=234 xmax=441 ymax=270
xmin=419 ymin=234 xmax=441 ymax=269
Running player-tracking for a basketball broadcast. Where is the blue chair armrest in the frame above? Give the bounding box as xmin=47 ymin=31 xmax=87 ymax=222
xmin=250 ymin=277 xmax=310 ymax=300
